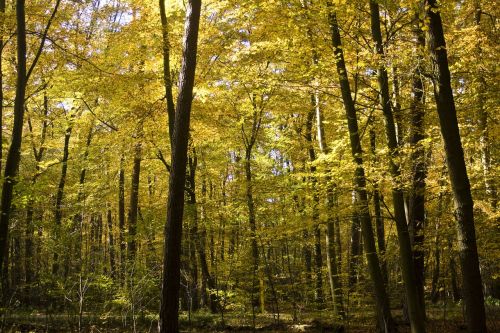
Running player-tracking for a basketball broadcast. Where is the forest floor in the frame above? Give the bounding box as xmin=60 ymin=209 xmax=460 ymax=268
xmin=1 ymin=305 xmax=499 ymax=332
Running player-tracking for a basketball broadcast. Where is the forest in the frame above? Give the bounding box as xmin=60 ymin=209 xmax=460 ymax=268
xmin=0 ymin=0 xmax=497 ymax=332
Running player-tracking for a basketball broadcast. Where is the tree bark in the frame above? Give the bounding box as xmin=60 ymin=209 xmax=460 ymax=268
xmin=159 ymin=1 xmax=201 ymax=331
xmin=348 ymin=190 xmax=361 ymax=289
xmin=52 ymin=119 xmax=73 ymax=275
xmin=473 ymin=4 xmax=497 ymax=211
xmin=370 ymin=128 xmax=387 ymax=285
xmin=118 ymin=155 xmax=126 ymax=282
xmin=327 ymin=4 xmax=395 ymax=331
xmin=369 ymin=2 xmax=426 ymax=331
xmin=426 ymin=1 xmax=487 ymax=331
xmin=0 ymin=0 xmax=60 ymax=292
xmin=127 ymin=140 xmax=142 ymax=263
xmin=408 ymin=15 xmax=427 ymax=318
xmin=0 ymin=0 xmax=27 ymax=290
xmin=107 ymin=208 xmax=116 ymax=279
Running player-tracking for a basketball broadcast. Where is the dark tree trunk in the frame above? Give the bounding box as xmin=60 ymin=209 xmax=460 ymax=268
xmin=245 ymin=145 xmax=261 ymax=312
xmin=327 ymin=4 xmax=395 ymax=331
xmin=127 ymin=141 xmax=142 ymax=263
xmin=0 ymin=0 xmax=27 ymax=292
xmin=0 ymin=0 xmax=60 ymax=293
xmin=186 ymin=153 xmax=200 ymax=311
xmin=348 ymin=191 xmax=361 ymax=289
xmin=426 ymin=1 xmax=487 ymax=331
xmin=118 ymin=155 xmax=126 ymax=282
xmin=159 ymin=1 xmax=201 ymax=331
xmin=107 ymin=208 xmax=116 ymax=279
xmin=369 ymin=2 xmax=426 ymax=331
xmin=408 ymin=16 xmax=427 ymax=317
xmin=52 ymin=121 xmax=73 ymax=275
xmin=370 ymin=128 xmax=387 ymax=285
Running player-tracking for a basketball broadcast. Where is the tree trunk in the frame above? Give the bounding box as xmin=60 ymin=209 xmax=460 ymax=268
xmin=369 ymin=2 xmax=426 ymax=331
xmin=0 ymin=0 xmax=27 ymax=291
xmin=52 ymin=120 xmax=73 ymax=275
xmin=327 ymin=4 xmax=395 ymax=331
xmin=107 ymin=208 xmax=116 ymax=279
xmin=408 ymin=16 xmax=427 ymax=318
xmin=245 ymin=145 xmax=261 ymax=312
xmin=118 ymin=155 xmax=126 ymax=282
xmin=127 ymin=141 xmax=142 ymax=263
xmin=426 ymin=1 xmax=487 ymax=331
xmin=159 ymin=1 xmax=201 ymax=331
xmin=473 ymin=4 xmax=496 ymax=211
xmin=348 ymin=191 xmax=361 ymax=289
xmin=186 ymin=153 xmax=200 ymax=311
xmin=305 ymin=102 xmax=324 ymax=307
xmin=370 ymin=128 xmax=387 ymax=285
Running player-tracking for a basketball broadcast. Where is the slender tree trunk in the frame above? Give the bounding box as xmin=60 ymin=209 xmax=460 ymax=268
xmin=426 ymin=1 xmax=487 ymax=331
xmin=53 ymin=121 xmax=73 ymax=275
xmin=245 ymin=145 xmax=261 ymax=312
xmin=159 ymin=1 xmax=201 ymax=331
xmin=200 ymin=181 xmax=218 ymax=312
xmin=473 ymin=4 xmax=497 ymax=210
xmin=327 ymin=5 xmax=395 ymax=330
xmin=370 ymin=128 xmax=387 ymax=285
xmin=118 ymin=155 xmax=126 ymax=282
xmin=305 ymin=102 xmax=324 ymax=307
xmin=348 ymin=191 xmax=361 ymax=289
xmin=0 ymin=0 xmax=60 ymax=292
xmin=186 ymin=152 xmax=200 ymax=311
xmin=369 ymin=2 xmax=426 ymax=331
xmin=127 ymin=140 xmax=142 ymax=263
xmin=408 ymin=16 xmax=427 ymax=317
xmin=0 ymin=0 xmax=27 ymax=291
xmin=107 ymin=208 xmax=116 ymax=279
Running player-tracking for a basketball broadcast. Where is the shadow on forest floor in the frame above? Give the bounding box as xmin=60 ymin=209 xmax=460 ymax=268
xmin=1 ymin=305 xmax=499 ymax=332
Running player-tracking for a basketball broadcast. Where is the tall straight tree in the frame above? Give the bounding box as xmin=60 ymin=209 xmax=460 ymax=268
xmin=327 ymin=3 xmax=395 ymax=331
xmin=159 ymin=1 xmax=201 ymax=332
xmin=408 ymin=11 xmax=427 ymax=317
xmin=426 ymin=1 xmax=487 ymax=332
xmin=0 ymin=1 xmax=27 ymax=287
xmin=0 ymin=0 xmax=61 ymax=287
xmin=369 ymin=2 xmax=426 ymax=332
xmin=52 ymin=117 xmax=74 ymax=275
